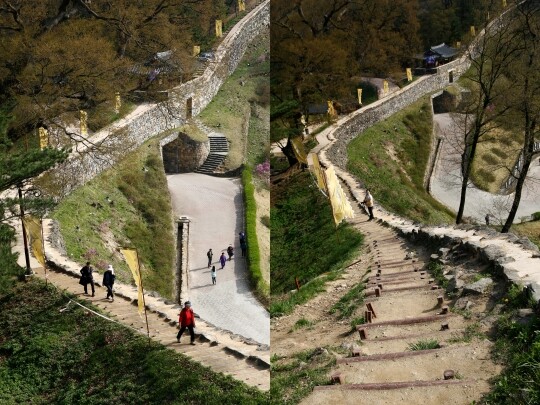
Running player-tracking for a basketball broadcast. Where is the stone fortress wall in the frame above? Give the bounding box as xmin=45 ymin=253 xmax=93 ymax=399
xmin=43 ymin=0 xmax=270 ymax=197
xmin=317 ymin=1 xmax=540 ymax=302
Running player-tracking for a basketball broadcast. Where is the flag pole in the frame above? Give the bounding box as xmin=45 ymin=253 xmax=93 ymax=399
xmin=40 ymin=218 xmax=48 ymax=285
xmin=135 ymin=250 xmax=151 ymax=343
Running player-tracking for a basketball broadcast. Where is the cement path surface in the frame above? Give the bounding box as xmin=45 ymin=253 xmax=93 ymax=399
xmin=167 ymin=173 xmax=269 ymax=345
xmin=431 ymin=113 xmax=540 ymax=223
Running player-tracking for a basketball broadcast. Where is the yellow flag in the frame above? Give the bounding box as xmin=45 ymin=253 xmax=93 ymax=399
xmin=238 ymin=0 xmax=245 ymax=11
xmin=383 ymin=80 xmax=389 ymax=95
xmin=291 ymin=137 xmax=308 ymax=164
xmin=215 ymin=20 xmax=223 ymax=38
xmin=80 ymin=110 xmax=88 ymax=136
xmin=115 ymin=92 xmax=121 ymax=114
xmin=22 ymin=215 xmax=45 ymax=267
xmin=193 ymin=45 xmax=200 ymax=57
xmin=38 ymin=127 xmax=48 ymax=150
xmin=324 ymin=166 xmax=354 ymax=226
xmin=121 ymin=248 xmax=144 ymax=317
xmin=309 ymin=153 xmax=328 ymax=194
xmin=357 ymin=88 xmax=362 ymax=105
xmin=456 ymin=41 xmax=461 ymax=48
xmin=406 ymin=68 xmax=412 ymax=82
xmin=470 ymin=26 xmax=476 ymax=36
xmin=502 ymin=0 xmax=507 ymax=7
xmin=327 ymin=100 xmax=337 ymax=118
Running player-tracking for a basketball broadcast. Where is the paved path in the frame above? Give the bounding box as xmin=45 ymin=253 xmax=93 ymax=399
xmin=431 ymin=113 xmax=540 ymax=223
xmin=167 ymin=173 xmax=269 ymax=346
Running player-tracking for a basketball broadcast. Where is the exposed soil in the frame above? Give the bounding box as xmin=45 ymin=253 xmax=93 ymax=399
xmin=271 ymin=199 xmax=505 ymax=404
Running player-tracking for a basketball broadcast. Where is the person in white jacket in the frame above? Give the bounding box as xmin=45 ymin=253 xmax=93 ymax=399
xmin=363 ymin=189 xmax=375 ymax=221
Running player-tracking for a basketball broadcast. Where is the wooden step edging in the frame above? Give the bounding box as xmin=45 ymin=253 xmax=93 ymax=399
xmin=356 ymin=313 xmax=453 ymax=330
xmin=314 ymin=378 xmax=474 ymax=391
xmin=337 ymin=348 xmax=442 ymax=364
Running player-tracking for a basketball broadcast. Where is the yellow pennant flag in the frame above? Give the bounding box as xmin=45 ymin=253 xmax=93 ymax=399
xmin=238 ymin=0 xmax=245 ymax=12
xmin=22 ymin=215 xmax=45 ymax=267
xmin=121 ymin=248 xmax=145 ymax=317
xmin=38 ymin=127 xmax=48 ymax=150
xmin=456 ymin=41 xmax=461 ymax=48
xmin=357 ymin=88 xmax=362 ymax=105
xmin=80 ymin=110 xmax=88 ymax=136
xmin=383 ymin=80 xmax=389 ymax=96
xmin=115 ymin=92 xmax=121 ymax=114
xmin=406 ymin=68 xmax=412 ymax=82
xmin=327 ymin=100 xmax=337 ymax=118
xmin=502 ymin=0 xmax=507 ymax=7
xmin=470 ymin=26 xmax=476 ymax=36
xmin=309 ymin=153 xmax=328 ymax=194
xmin=193 ymin=45 xmax=200 ymax=57
xmin=291 ymin=137 xmax=308 ymax=165
xmin=324 ymin=166 xmax=354 ymax=226
xmin=215 ymin=20 xmax=223 ymax=38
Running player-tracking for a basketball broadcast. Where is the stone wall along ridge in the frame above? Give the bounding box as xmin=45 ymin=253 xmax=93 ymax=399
xmin=42 ymin=0 xmax=269 ymax=198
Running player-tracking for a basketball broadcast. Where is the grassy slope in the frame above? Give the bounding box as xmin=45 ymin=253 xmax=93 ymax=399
xmin=347 ymin=96 xmax=454 ymax=225
xmin=50 ymin=137 xmax=175 ymax=298
xmin=270 ymin=171 xmax=364 ymax=315
xmin=0 ymin=279 xmax=268 ymax=404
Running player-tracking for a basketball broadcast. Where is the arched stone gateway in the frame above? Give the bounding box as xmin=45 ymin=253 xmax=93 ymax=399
xmin=161 ymin=132 xmax=210 ymax=173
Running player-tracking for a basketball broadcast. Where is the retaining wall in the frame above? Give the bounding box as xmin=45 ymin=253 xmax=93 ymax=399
xmin=42 ymin=0 xmax=269 ymax=197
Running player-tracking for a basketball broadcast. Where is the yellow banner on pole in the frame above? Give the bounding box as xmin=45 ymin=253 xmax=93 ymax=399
xmin=121 ymin=248 xmax=144 ymax=318
xmin=215 ymin=20 xmax=223 ymax=38
xmin=309 ymin=153 xmax=328 ymax=194
xmin=193 ymin=45 xmax=200 ymax=57
xmin=238 ymin=0 xmax=245 ymax=11
xmin=406 ymin=68 xmax=412 ymax=82
xmin=456 ymin=41 xmax=461 ymax=48
xmin=470 ymin=26 xmax=476 ymax=36
xmin=115 ymin=92 xmax=121 ymax=114
xmin=383 ymin=80 xmax=389 ymax=96
xmin=22 ymin=215 xmax=45 ymax=267
xmin=502 ymin=0 xmax=507 ymax=7
xmin=291 ymin=137 xmax=308 ymax=165
xmin=324 ymin=166 xmax=355 ymax=226
xmin=38 ymin=127 xmax=48 ymax=150
xmin=357 ymin=88 xmax=362 ymax=105
xmin=80 ymin=110 xmax=88 ymax=136
xmin=327 ymin=100 xmax=337 ymax=118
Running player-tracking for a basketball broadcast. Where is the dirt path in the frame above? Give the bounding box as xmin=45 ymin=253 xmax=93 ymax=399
xmin=271 ymin=186 xmax=503 ymax=404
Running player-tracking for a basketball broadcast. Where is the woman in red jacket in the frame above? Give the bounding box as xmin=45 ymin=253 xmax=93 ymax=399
xmin=176 ymin=301 xmax=196 ymax=345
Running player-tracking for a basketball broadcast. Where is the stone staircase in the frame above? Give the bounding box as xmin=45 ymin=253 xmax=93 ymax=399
xmin=302 ymin=215 xmax=502 ymax=404
xmin=33 ymin=265 xmax=270 ymax=391
xmin=195 ymin=132 xmax=229 ymax=174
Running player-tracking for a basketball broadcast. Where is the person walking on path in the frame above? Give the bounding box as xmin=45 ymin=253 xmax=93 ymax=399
xmin=176 ymin=301 xmax=196 ymax=345
xmin=227 ymin=244 xmax=234 ymax=261
xmin=485 ymin=214 xmax=490 ymax=226
xmin=207 ymin=248 xmax=213 ymax=268
xmin=79 ymin=261 xmax=95 ymax=296
xmin=219 ymin=252 xmax=227 ymax=269
xmin=239 ymin=232 xmax=246 ymax=245
xmin=363 ymin=189 xmax=375 ymax=221
xmin=102 ymin=264 xmax=116 ymax=301
xmin=211 ymin=266 xmax=217 ymax=285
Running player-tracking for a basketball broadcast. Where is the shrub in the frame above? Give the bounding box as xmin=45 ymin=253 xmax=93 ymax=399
xmin=408 ymin=339 xmax=441 ymax=351
xmin=482 ymin=154 xmax=498 ymax=165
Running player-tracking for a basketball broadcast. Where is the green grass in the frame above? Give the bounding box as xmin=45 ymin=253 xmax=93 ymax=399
xmin=270 ymin=348 xmax=336 ymax=404
xmin=271 ymin=171 xmax=364 ymax=297
xmin=449 ymin=323 xmax=484 ymax=343
xmin=427 ymin=261 xmax=449 ymax=290
xmin=48 ymin=137 xmax=175 ymax=298
xmin=350 ymin=316 xmax=366 ymax=331
xmin=0 ymin=279 xmax=268 ymax=404
xmin=347 ymin=96 xmax=454 ymax=225
xmin=242 ymin=166 xmax=269 ymax=304
xmin=329 ymin=282 xmax=365 ymax=319
xmin=482 ymin=313 xmax=540 ymax=403
xmin=290 ymin=318 xmax=314 ymax=332
xmin=408 ymin=339 xmax=441 ymax=351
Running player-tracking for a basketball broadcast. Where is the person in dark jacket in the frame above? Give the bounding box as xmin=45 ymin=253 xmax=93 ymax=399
xmin=219 ymin=252 xmax=227 ymax=269
xmin=176 ymin=301 xmax=196 ymax=345
xmin=207 ymin=248 xmax=213 ymax=268
xmin=79 ymin=261 xmax=95 ymax=296
xmin=102 ymin=264 xmax=116 ymax=301
xmin=227 ymin=244 xmax=234 ymax=261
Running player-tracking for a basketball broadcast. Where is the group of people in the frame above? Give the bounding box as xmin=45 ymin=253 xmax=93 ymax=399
xmin=79 ymin=262 xmax=116 ymax=301
xmin=205 ymin=232 xmax=248 ymax=285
